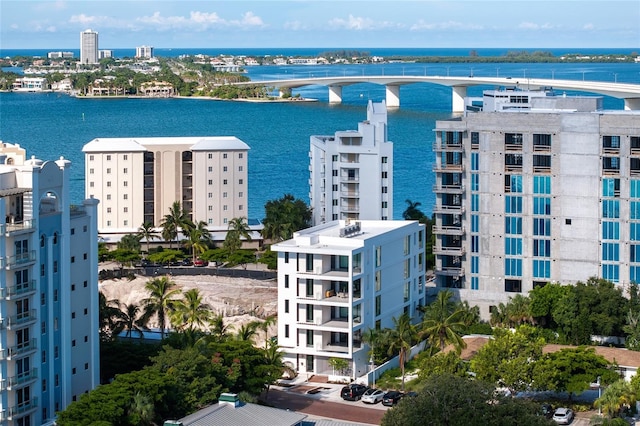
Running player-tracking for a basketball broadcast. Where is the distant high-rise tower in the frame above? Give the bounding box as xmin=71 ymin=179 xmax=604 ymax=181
xmin=309 ymin=100 xmax=393 ymax=225
xmin=80 ymin=29 xmax=99 ymax=64
xmin=135 ymin=45 xmax=154 ymax=59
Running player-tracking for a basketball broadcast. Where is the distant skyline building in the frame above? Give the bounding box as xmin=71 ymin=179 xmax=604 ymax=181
xmin=309 ymin=100 xmax=393 ymax=226
xmin=432 ymin=88 xmax=640 ymax=319
xmin=47 ymin=51 xmax=73 ymax=59
xmin=135 ymin=45 xmax=154 ymax=59
xmin=98 ymin=50 xmax=112 ymax=60
xmin=82 ymin=136 xmax=250 ymax=238
xmin=0 ymin=142 xmax=100 ymax=426
xmin=79 ymin=29 xmax=98 ymax=65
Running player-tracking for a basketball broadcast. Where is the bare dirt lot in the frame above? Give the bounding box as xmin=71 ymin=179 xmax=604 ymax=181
xmin=99 ymin=265 xmax=279 ymax=343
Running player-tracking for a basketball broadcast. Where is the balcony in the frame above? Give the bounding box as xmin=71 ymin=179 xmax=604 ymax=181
xmin=432 ymin=245 xmax=465 ymax=256
xmin=2 ymin=397 xmax=38 ymax=422
xmin=4 ymin=251 xmax=36 ymax=269
xmin=340 ymin=175 xmax=359 ymax=183
xmin=432 ymin=163 xmax=464 ymax=173
xmin=432 ymin=225 xmax=464 ymax=236
xmin=435 ymin=266 xmax=465 ymax=277
xmin=432 ymin=204 xmax=465 ymax=215
xmin=432 ymin=141 xmax=463 ymax=152
xmin=432 ymin=184 xmax=464 ymax=194
xmin=2 ymin=219 xmax=36 ymax=236
xmin=341 ymin=204 xmax=360 ymax=213
xmin=297 ymin=289 xmax=350 ymax=303
xmin=5 ymin=310 xmax=37 ymax=329
xmin=1 ymin=279 xmax=36 ymax=300
xmin=2 ymin=368 xmax=38 ymax=391
xmin=340 ymin=191 xmax=359 ymax=198
xmin=315 ymin=341 xmax=350 ymax=354
xmin=301 ymin=317 xmax=350 ymax=330
xmin=0 ymin=339 xmax=37 ymax=360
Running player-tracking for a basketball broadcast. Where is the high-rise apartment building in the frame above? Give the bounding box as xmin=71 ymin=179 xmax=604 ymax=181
xmin=82 ymin=136 xmax=250 ymax=236
xmin=135 ymin=46 xmax=154 ymax=59
xmin=432 ymin=88 xmax=640 ymax=318
xmin=274 ymin=219 xmax=426 ymax=380
xmin=79 ymin=29 xmax=98 ymax=65
xmin=0 ymin=142 xmax=100 ymax=425
xmin=309 ymin=101 xmax=393 ymax=225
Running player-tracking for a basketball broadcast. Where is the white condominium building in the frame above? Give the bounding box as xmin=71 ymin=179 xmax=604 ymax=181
xmin=0 ymin=142 xmax=100 ymax=426
xmin=432 ymin=88 xmax=640 ymax=318
xmin=273 ymin=219 xmax=426 ymax=380
xmin=79 ymin=29 xmax=98 ymax=65
xmin=82 ymin=136 xmax=250 ymax=236
xmin=309 ymin=101 xmax=393 ymax=226
xmin=135 ymin=46 xmax=154 ymax=59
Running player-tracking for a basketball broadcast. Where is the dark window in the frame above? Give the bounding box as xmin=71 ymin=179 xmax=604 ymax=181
xmin=505 ymin=279 xmax=522 ymax=293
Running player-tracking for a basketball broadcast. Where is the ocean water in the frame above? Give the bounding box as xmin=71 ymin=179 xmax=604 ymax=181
xmin=1 ymin=61 xmax=638 ymax=220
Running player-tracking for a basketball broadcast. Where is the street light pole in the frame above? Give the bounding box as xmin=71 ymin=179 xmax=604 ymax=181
xmin=597 ymin=376 xmax=602 ymax=415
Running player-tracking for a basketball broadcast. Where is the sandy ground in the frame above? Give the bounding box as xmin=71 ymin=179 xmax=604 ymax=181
xmin=99 ymin=265 xmax=278 ymax=344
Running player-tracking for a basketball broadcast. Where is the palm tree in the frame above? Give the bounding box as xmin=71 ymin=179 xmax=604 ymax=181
xmin=129 ymin=391 xmax=155 ymax=426
xmin=99 ymin=292 xmax=122 ymax=341
xmin=506 ymin=294 xmax=533 ymax=326
xmin=402 ymin=199 xmax=426 ymax=221
xmin=420 ymin=289 xmax=467 ymax=353
xmin=256 ymin=315 xmax=276 ymax=349
xmin=595 ymin=379 xmax=637 ymax=419
xmin=114 ymin=302 xmax=147 ymax=339
xmin=235 ymin=321 xmax=259 ymax=342
xmin=170 ymin=288 xmax=212 ymax=338
xmin=225 ymin=217 xmax=252 ymax=256
xmin=263 ymin=339 xmax=296 ymax=400
xmin=160 ymin=201 xmax=193 ymax=249
xmin=209 ymin=313 xmax=230 ymax=342
xmin=386 ymin=312 xmax=418 ymax=391
xmin=137 ymin=221 xmax=158 ymax=255
xmin=361 ymin=328 xmax=382 ymax=364
xmin=141 ymin=276 xmax=181 ymax=339
xmin=184 ymin=220 xmax=212 ymax=262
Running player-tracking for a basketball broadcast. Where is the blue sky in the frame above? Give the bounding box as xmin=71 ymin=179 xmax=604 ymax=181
xmin=1 ymin=0 xmax=639 ymax=49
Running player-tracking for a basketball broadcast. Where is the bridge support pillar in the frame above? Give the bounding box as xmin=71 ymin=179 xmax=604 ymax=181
xmin=625 ymin=98 xmax=640 ymax=111
xmin=329 ymin=85 xmax=342 ymax=104
xmin=452 ymin=86 xmax=467 ymax=113
xmin=386 ymin=85 xmax=400 ymax=107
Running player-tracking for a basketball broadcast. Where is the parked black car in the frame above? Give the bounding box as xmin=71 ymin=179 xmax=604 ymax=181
xmin=382 ymin=390 xmax=404 ymax=406
xmin=340 ymin=384 xmax=369 ymax=401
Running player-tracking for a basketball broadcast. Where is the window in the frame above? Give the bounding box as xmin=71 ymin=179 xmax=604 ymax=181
xmin=123 ymin=154 xmax=128 ymax=160
xmin=381 ymin=171 xmax=388 ymax=178
xmin=106 ymin=181 xmax=111 ymax=187
xmin=123 ymin=168 xmax=128 ymax=174
xmin=123 ymin=181 xmax=128 ymax=187
xmin=603 ymin=135 xmax=621 ymax=149
xmin=239 ymin=153 xmax=243 ymax=159
xmin=284 ymin=324 xmax=289 ymax=338
xmin=284 ymin=299 xmax=289 ymax=313
xmin=382 ymin=186 xmax=388 ymax=193
xmin=124 ymin=207 xmax=128 ymax=213
xmin=375 ymin=270 xmax=381 ymax=291
xmin=284 ymin=274 xmax=289 ymax=288
xmin=505 ymin=279 xmax=522 ymax=292
xmin=375 ymin=295 xmax=381 ymax=316
xmin=223 ymin=166 xmax=228 ymax=172
xmin=208 ymin=166 xmax=213 ymax=172
xmin=238 ymin=205 xmax=243 ymax=211
xmin=239 ymin=179 xmax=243 ymax=184
xmin=106 ymin=194 xmax=111 ymax=200
xmin=208 ymin=179 xmax=213 ymax=185
xmin=89 ymin=155 xmax=94 ymax=161
xmin=223 ymin=179 xmax=228 ymax=185
xmin=533 ymin=133 xmax=551 ymax=147
xmin=239 ymin=192 xmax=243 ymax=197
xmin=106 ymin=155 xmax=111 ymax=161
xmin=106 ymin=207 xmax=111 ymax=213
xmin=208 ymin=153 xmax=213 ymax=159
xmin=381 ymin=157 xmax=388 ymax=164
xmin=223 ymin=153 xmax=228 ymax=159
xmin=89 ymin=168 xmax=94 ymax=174
xmin=238 ymin=166 xmax=243 ymax=171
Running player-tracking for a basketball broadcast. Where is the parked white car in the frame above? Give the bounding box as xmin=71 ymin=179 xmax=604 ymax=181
xmin=361 ymin=388 xmax=385 ymax=404
xmin=552 ymin=407 xmax=574 ymax=424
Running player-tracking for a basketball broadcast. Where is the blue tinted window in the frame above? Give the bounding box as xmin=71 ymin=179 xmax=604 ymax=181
xmin=505 ymin=196 xmax=522 ymax=214
xmin=471 ymin=235 xmax=479 ymax=253
xmin=631 ymin=202 xmax=640 ymax=220
xmin=533 ymin=260 xmax=551 ymax=278
xmin=602 ymin=221 xmax=620 ymax=240
xmin=471 ymin=153 xmax=479 ymax=171
xmin=533 ymin=218 xmax=551 ymax=236
xmin=602 ymin=200 xmax=620 ymax=218
xmin=533 ymin=239 xmax=551 ymax=257
xmin=510 ymin=175 xmax=523 ymax=193
xmin=631 ymin=266 xmax=640 ymax=284
xmin=631 ymin=245 xmax=640 ymax=263
xmin=505 ymin=237 xmax=522 ymax=255
xmin=602 ymin=264 xmax=619 ymax=283
xmin=631 ymin=180 xmax=640 ymax=199
xmin=505 ymin=258 xmax=522 ymax=277
xmin=472 ymin=194 xmax=479 ymax=212
xmin=632 ymin=223 xmax=640 ymax=241
xmin=533 ymin=176 xmax=551 ymax=194
xmin=471 ymin=276 xmax=479 ymax=290
xmin=602 ymin=243 xmax=620 ymax=261
xmin=533 ymin=197 xmax=551 ymax=215
xmin=471 ymin=215 xmax=479 ymax=233
xmin=471 ymin=173 xmax=479 ymax=191
xmin=471 ymin=256 xmax=479 ymax=274
xmin=505 ymin=217 xmax=522 ymax=235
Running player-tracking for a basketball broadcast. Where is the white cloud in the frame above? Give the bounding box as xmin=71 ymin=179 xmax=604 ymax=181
xmin=410 ymin=20 xmax=483 ymax=31
xmin=134 ymin=10 xmax=265 ymax=31
xmin=518 ymin=22 xmax=556 ymax=30
xmin=328 ymin=14 xmax=402 ymax=31
xmin=46 ymin=26 xmax=57 ymax=33
xmin=238 ymin=11 xmax=265 ymax=27
xmin=32 ymin=1 xmax=67 ymax=12
xmin=583 ymin=23 xmax=595 ymax=30
xmin=69 ymin=13 xmax=105 ymax=27
xmin=283 ymin=20 xmax=306 ymax=31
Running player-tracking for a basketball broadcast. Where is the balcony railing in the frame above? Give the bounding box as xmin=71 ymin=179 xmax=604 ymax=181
xmin=1 ymin=280 xmax=36 ymax=300
xmin=2 ymin=219 xmax=36 ymax=235
xmin=4 ymin=251 xmax=36 ymax=269
xmin=5 ymin=310 xmax=37 ymax=329
xmin=435 ymin=266 xmax=465 ymax=277
xmin=432 ymin=225 xmax=464 ymax=235
xmin=4 ymin=397 xmax=38 ymax=421
xmin=433 ymin=245 xmax=466 ymax=256
xmin=432 ymin=204 xmax=465 ymax=215
xmin=0 ymin=339 xmax=37 ymax=360
xmin=2 ymin=368 xmax=38 ymax=391
xmin=432 ymin=142 xmax=463 ymax=151
xmin=432 ymin=184 xmax=464 ymax=193
xmin=432 ymin=164 xmax=464 ymax=173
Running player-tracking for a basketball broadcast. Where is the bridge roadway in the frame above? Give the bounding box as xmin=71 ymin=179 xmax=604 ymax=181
xmin=233 ymin=75 xmax=640 ymax=112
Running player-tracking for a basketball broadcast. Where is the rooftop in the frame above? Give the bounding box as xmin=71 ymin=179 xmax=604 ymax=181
xmin=82 ymin=136 xmax=250 ymax=153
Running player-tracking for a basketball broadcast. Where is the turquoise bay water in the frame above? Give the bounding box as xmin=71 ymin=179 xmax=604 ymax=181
xmin=0 ymin=62 xmax=637 ymax=220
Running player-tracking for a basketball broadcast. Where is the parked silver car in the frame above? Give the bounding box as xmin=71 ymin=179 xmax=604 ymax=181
xmin=552 ymin=407 xmax=574 ymax=424
xmin=361 ymin=388 xmax=385 ymax=404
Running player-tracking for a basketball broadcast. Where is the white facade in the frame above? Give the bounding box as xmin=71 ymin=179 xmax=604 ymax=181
xmin=432 ymin=89 xmax=640 ymax=319
xmin=309 ymin=101 xmax=393 ymax=226
xmin=12 ymin=78 xmax=49 ymax=92
xmin=82 ymin=136 xmax=250 ymax=236
xmin=135 ymin=46 xmax=154 ymax=59
xmin=273 ymin=219 xmax=426 ymax=379
xmin=0 ymin=142 xmax=100 ymax=425
xmin=79 ymin=29 xmax=98 ymax=65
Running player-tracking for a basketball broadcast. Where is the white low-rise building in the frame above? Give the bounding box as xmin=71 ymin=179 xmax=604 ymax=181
xmin=273 ymin=219 xmax=426 ymax=380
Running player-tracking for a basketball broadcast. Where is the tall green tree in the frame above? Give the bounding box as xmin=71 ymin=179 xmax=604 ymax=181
xmin=471 ymin=325 xmax=545 ymax=394
xmin=118 ymin=233 xmax=142 ymax=252
xmin=261 ymin=194 xmax=312 ymax=242
xmin=99 ymin=292 xmax=122 ymax=341
xmin=595 ymin=379 xmax=637 ymax=420
xmin=161 ymin=201 xmax=194 ymax=249
xmin=137 ymin=221 xmax=159 ymax=254
xmin=184 ymin=220 xmax=212 ymax=261
xmin=420 ymin=289 xmax=467 ymax=353
xmin=224 ymin=217 xmax=252 ymax=256
xmin=402 ymin=199 xmax=426 ymax=221
xmin=142 ymin=276 xmax=181 ymax=339
xmin=385 ymin=312 xmax=418 ymax=391
xmin=114 ymin=302 xmax=147 ymax=339
xmin=170 ymin=288 xmax=212 ymax=344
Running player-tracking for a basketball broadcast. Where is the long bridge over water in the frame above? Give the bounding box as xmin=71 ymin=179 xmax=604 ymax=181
xmin=233 ymin=75 xmax=640 ymax=112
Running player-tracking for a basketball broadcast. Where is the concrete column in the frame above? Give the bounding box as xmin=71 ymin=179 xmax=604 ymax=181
xmin=385 ymin=85 xmax=400 ymax=107
xmin=452 ymin=86 xmax=467 ymax=113
xmin=328 ymin=85 xmax=342 ymax=104
xmin=624 ymin=98 xmax=640 ymax=111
